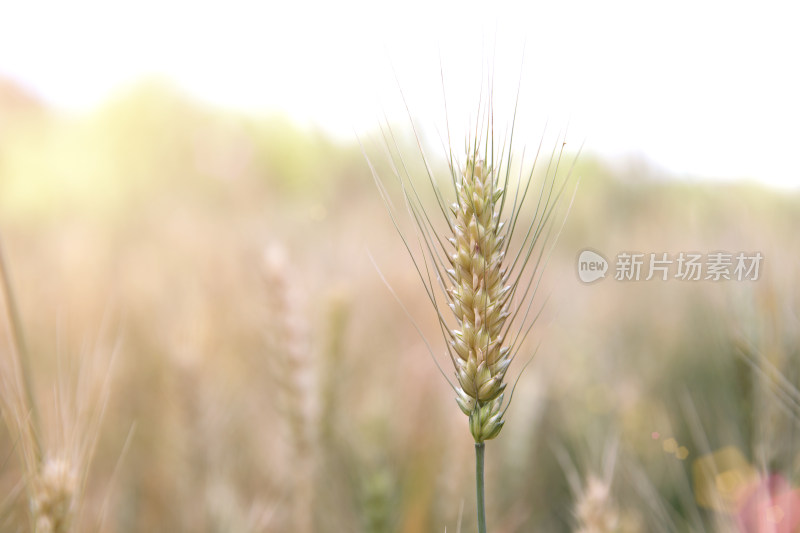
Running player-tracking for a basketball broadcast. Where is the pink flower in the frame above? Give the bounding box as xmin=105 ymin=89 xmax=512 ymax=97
xmin=735 ymin=474 xmax=800 ymax=533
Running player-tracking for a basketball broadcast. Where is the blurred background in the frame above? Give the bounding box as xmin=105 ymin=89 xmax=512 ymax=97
xmin=1 ymin=1 xmax=799 ymax=532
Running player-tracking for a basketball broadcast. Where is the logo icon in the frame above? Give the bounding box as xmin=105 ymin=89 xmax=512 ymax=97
xmin=577 ymin=249 xmax=608 ymax=283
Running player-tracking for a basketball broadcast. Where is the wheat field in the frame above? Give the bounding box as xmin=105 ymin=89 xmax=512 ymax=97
xmin=1 ymin=79 xmax=800 ymax=532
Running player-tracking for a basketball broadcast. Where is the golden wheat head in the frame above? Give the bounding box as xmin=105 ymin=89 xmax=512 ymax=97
xmin=366 ymin=82 xmax=578 ymax=443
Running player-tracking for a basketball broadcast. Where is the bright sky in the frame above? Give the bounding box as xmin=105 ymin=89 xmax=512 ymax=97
xmin=2 ymin=0 xmax=799 ymax=188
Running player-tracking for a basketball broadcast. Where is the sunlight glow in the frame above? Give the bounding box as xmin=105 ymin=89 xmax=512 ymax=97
xmin=2 ymin=0 xmax=798 ymax=188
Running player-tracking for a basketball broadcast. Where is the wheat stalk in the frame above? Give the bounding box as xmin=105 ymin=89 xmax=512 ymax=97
xmin=365 ymin=73 xmax=579 ymax=531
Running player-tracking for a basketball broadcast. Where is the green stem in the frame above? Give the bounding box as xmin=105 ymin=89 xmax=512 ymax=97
xmin=475 ymin=441 xmax=486 ymax=533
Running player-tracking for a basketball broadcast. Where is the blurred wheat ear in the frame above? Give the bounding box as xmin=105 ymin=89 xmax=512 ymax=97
xmin=363 ymin=73 xmax=580 ymax=532
xmin=261 ymin=243 xmax=315 ymax=533
xmin=0 ymin=236 xmax=116 ymax=533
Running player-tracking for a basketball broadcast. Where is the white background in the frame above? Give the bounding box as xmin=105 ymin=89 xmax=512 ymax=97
xmin=2 ymin=0 xmax=798 ymax=188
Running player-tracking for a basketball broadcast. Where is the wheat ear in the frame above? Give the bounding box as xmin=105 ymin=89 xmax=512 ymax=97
xmin=449 ymin=157 xmax=511 ymax=441
xmin=366 ymin=75 xmax=579 ymax=532
xmin=261 ymin=244 xmax=314 ymax=533
xmin=0 ymin=237 xmax=115 ymax=533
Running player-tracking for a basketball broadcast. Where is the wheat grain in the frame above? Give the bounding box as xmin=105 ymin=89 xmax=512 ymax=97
xmin=449 ymin=157 xmax=512 ymax=441
xmin=31 ymin=455 xmax=77 ymax=533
